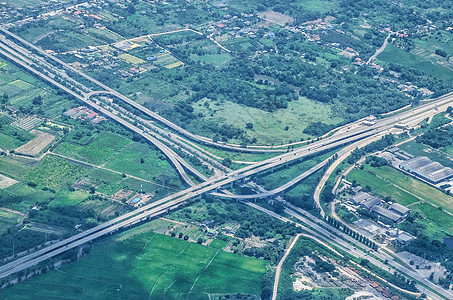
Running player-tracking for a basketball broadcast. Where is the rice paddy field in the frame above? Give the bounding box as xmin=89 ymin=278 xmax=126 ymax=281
xmin=0 ymin=221 xmax=267 ymax=299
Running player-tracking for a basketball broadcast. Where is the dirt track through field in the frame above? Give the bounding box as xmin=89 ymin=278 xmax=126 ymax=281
xmin=15 ymin=129 xmax=55 ymax=156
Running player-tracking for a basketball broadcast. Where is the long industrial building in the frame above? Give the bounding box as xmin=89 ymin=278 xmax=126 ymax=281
xmin=400 ymin=156 xmax=453 ymax=184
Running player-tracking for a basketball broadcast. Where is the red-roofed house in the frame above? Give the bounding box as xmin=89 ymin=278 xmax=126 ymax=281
xmin=87 ymin=111 xmax=98 ymax=119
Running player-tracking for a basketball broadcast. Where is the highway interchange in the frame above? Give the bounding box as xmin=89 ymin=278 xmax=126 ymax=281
xmin=0 ymin=26 xmax=453 ymax=299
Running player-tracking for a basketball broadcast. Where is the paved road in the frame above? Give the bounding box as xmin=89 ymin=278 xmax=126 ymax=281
xmin=367 ymin=32 xmax=392 ymax=64
xmin=0 ymin=42 xmax=206 ymax=186
xmin=0 ymin=26 xmax=440 ymax=153
xmin=0 ymin=42 xmax=452 ymax=285
xmin=1 ymin=27 xmax=453 ymax=298
xmin=314 ymin=133 xmax=387 ymax=217
xmin=249 ymin=203 xmax=425 ymax=299
xmin=284 ymin=207 xmax=451 ymax=299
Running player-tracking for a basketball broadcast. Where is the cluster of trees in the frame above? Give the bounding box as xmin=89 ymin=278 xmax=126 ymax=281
xmin=325 ymin=216 xmax=378 ymax=250
xmin=28 ymin=195 xmax=109 ymax=230
xmin=303 ymin=121 xmax=335 ymax=137
xmin=177 ymin=196 xmax=301 ymax=245
xmin=404 ymin=236 xmax=453 ymax=278
xmin=361 ymin=258 xmax=419 ymax=293
xmin=312 ymin=256 xmax=336 ymax=273
xmin=161 ymin=100 xmax=248 ymax=143
xmin=0 ymin=230 xmax=57 ymax=260
xmin=234 ymin=216 xmax=300 ymax=240
xmin=243 ymin=55 xmax=411 ymax=121
xmin=184 ymin=70 xmax=298 ymax=112
xmin=416 ymin=126 xmax=453 ymax=148
xmin=386 ymin=63 xmax=452 ymax=98
xmin=285 ymin=194 xmax=317 ymax=211
xmin=347 ymin=134 xmax=395 ymax=164
xmin=365 ymin=155 xmax=388 ymax=167
xmin=339 ymin=0 xmax=428 ymax=30
xmin=243 ymin=244 xmax=282 ymax=264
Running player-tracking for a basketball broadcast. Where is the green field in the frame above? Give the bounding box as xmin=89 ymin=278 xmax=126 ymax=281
xmin=0 ymin=124 xmax=35 ymax=150
xmin=377 ymin=44 xmax=453 ymax=80
xmin=0 ymin=210 xmax=23 ymax=235
xmin=54 ymin=131 xmax=131 ymax=165
xmin=119 ymin=53 xmax=145 ymax=65
xmin=0 ymin=57 xmax=76 ymax=119
xmin=366 ymin=165 xmax=453 ymax=213
xmin=24 ymin=156 xmax=90 ymax=191
xmin=410 ymin=203 xmax=453 ymax=238
xmin=193 ymin=96 xmax=343 ymax=145
xmin=105 ymin=142 xmax=181 ymax=185
xmin=0 ymin=222 xmax=266 ymax=299
xmin=0 ymin=155 xmax=38 ymax=179
xmin=0 ymin=183 xmax=55 ymax=213
xmin=49 ymin=190 xmax=90 ymax=207
xmin=298 ymin=0 xmax=339 ymax=13
xmin=84 ymin=167 xmax=170 ymax=196
xmin=190 ymin=53 xmax=233 ymax=68
xmin=442 ymin=146 xmax=453 ymax=156
xmin=347 ymin=168 xmax=419 ymax=206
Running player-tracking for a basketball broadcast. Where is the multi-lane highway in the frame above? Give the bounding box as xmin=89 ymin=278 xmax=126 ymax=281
xmin=1 ymin=27 xmax=453 ymax=299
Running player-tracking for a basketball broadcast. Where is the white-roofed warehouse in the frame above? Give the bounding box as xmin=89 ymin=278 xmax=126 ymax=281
xmin=400 ymin=156 xmax=453 ymax=184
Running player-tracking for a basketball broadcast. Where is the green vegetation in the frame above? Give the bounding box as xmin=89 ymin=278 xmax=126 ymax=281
xmin=0 ymin=210 xmax=23 ymax=235
xmin=105 ymin=142 xmax=182 ymax=187
xmin=0 ymin=182 xmax=54 ymax=212
xmin=18 ymin=0 xmax=451 ymax=146
xmin=255 ymin=151 xmax=334 ymax=191
xmin=347 ymin=134 xmax=395 ymax=164
xmin=367 ymin=165 xmax=453 ymax=213
xmin=193 ymin=96 xmax=342 ymax=145
xmin=53 ymin=131 xmax=131 ymax=165
xmin=0 ymin=117 xmax=35 ymax=150
xmin=24 ymin=156 xmax=90 ymax=191
xmin=347 ymin=168 xmax=419 ymax=206
xmin=274 ymin=236 xmax=353 ymax=300
xmin=2 ymin=0 xmax=453 ymax=295
xmin=399 ymin=140 xmax=453 ymax=169
xmin=190 ymin=53 xmax=233 ymax=68
xmin=416 ymin=125 xmax=453 ymax=149
xmin=405 ymin=203 xmax=453 ymax=239
xmin=347 ymin=163 xmax=453 ymax=240
xmin=0 ymin=221 xmax=266 ymax=299
xmin=378 ymin=44 xmax=453 ymax=81
xmin=49 ymin=190 xmax=90 ymax=207
xmin=0 ymin=58 xmax=76 ymax=118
